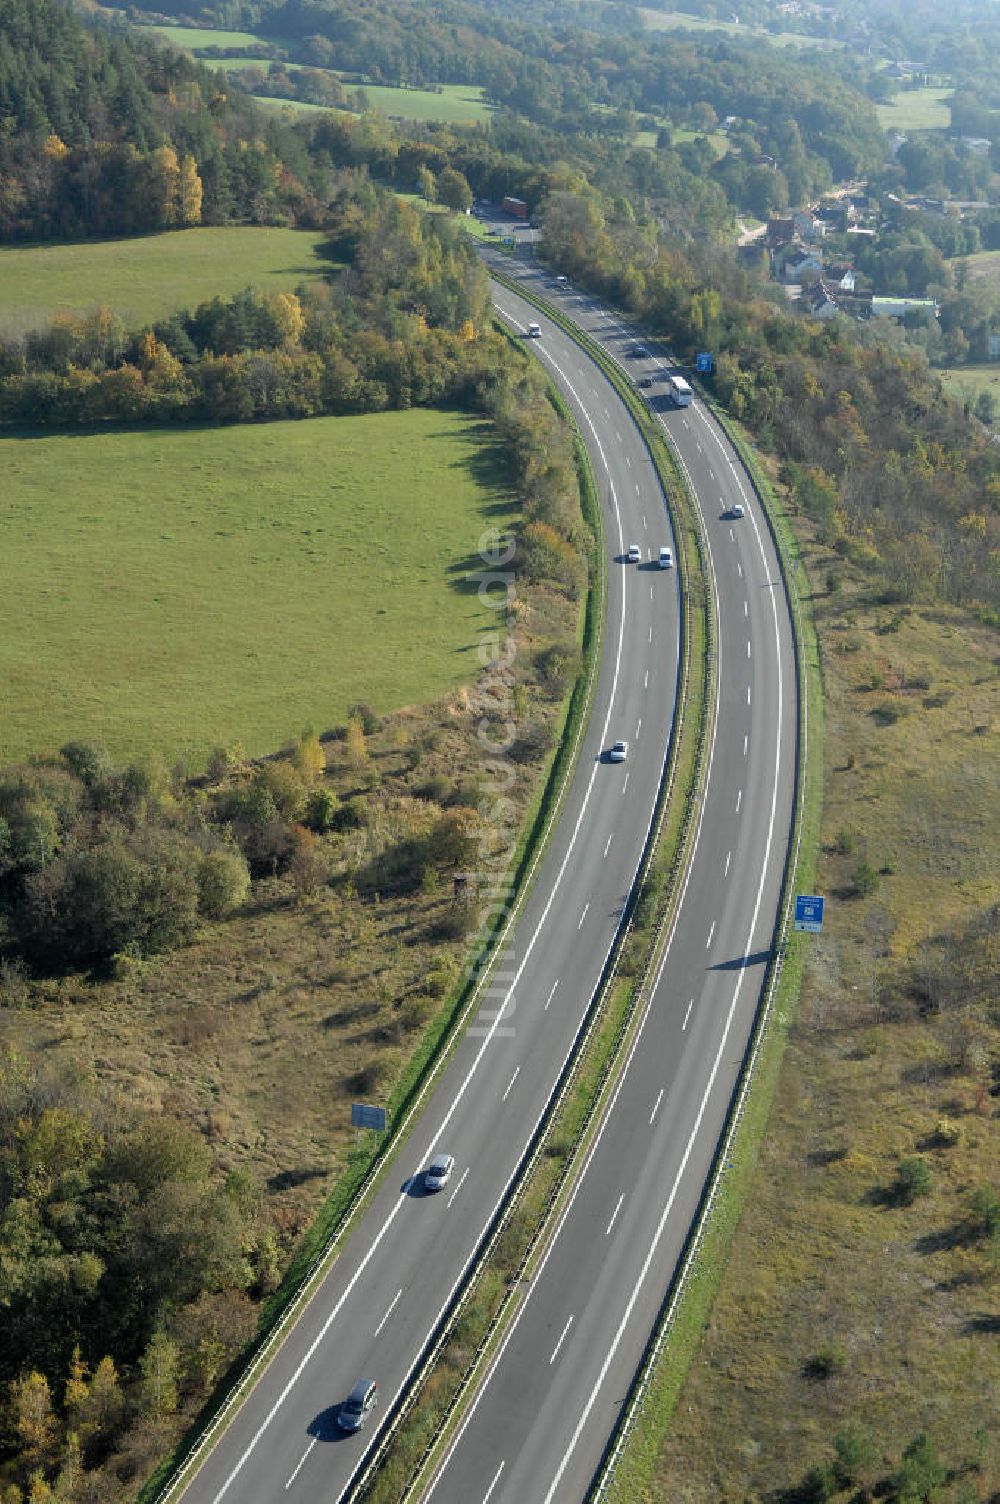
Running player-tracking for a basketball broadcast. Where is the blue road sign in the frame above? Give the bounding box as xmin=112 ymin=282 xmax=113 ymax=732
xmin=794 ymin=894 xmax=825 ymax=933
xmin=351 ymin=1103 xmax=387 ymax=1131
xmin=695 ymin=351 xmax=714 ymax=374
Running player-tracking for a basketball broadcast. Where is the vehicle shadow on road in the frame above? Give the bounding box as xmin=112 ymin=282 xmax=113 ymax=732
xmin=401 ymin=1174 xmax=433 ymax=1197
xmin=307 ymin=1406 xmax=352 ymax=1443
xmin=708 ymin=949 xmax=771 ymax=971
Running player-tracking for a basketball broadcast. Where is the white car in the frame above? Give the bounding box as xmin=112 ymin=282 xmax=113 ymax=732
xmin=627 ymin=543 xmax=641 ymax=563
xmin=659 ymin=546 xmax=673 ymax=568
xmin=424 ymin=1153 xmax=455 ymax=1191
xmin=731 ymin=502 xmax=745 ymax=519
xmin=608 ymin=740 xmax=628 ymax=763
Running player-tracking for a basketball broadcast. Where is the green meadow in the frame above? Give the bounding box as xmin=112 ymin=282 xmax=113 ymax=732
xmin=876 ymin=85 xmax=953 ymax=132
xmin=0 ymin=228 xmax=333 ymax=336
xmin=0 ymin=411 xmax=511 ymax=766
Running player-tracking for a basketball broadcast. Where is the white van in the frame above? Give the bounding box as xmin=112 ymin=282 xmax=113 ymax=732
xmin=526 ymin=321 xmax=541 ymax=338
xmin=659 ymin=547 xmax=673 ymax=569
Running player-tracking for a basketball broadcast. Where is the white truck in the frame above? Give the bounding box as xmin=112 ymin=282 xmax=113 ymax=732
xmin=526 ymin=321 xmax=541 ymax=338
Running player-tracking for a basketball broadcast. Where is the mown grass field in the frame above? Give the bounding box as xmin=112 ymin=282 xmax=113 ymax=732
xmin=938 ymin=359 xmax=1000 ymax=405
xmin=140 ymin=20 xmax=491 ymax=123
xmin=258 ymin=80 xmax=490 ymax=123
xmin=876 ymin=85 xmax=953 ymax=131
xmin=0 ymin=227 xmax=332 ymax=336
xmin=634 ymin=5 xmax=842 ymax=46
xmin=0 ymin=410 xmax=511 ymax=767
xmin=142 ymin=23 xmax=273 ymax=49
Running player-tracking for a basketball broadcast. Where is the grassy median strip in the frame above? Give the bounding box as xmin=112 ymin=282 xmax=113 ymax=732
xmin=348 ymin=282 xmax=716 ymax=1504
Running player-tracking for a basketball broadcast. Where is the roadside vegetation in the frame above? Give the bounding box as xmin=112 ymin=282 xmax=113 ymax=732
xmin=641 ymin=490 xmax=999 ymax=1503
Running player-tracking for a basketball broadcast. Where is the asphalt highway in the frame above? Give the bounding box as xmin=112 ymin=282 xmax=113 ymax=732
xmin=419 ymin=262 xmax=799 ymax=1501
xmin=180 ymin=258 xmax=682 ymax=1504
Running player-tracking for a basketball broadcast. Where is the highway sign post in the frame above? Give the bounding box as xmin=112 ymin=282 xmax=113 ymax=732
xmin=794 ymin=894 xmax=825 ymax=933
xmin=695 ymin=351 xmax=714 ymax=373
xmin=351 ymin=1103 xmax=387 ymax=1132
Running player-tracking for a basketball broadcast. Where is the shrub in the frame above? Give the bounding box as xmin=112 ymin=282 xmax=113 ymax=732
xmin=832 ymin=826 xmax=857 ymax=855
xmin=851 ymin=861 xmax=880 ymax=897
xmin=305 ymin=786 xmax=339 ymax=831
xmin=508 ymin=722 xmax=554 ymax=764
xmin=197 ymin=847 xmax=252 ymax=919
xmin=347 ymin=701 xmax=381 ymax=735
xmin=894 ymin=1155 xmax=932 ymax=1204
xmin=805 ymin=1341 xmax=846 ymax=1379
xmin=970 ymin=1184 xmax=1000 ymax=1238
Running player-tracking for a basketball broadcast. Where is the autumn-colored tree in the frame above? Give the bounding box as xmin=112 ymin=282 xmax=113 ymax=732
xmin=292 ymin=731 xmax=325 ymax=786
xmin=345 ymin=717 xmax=368 ymax=769
xmin=77 ymin=1357 xmax=124 ymax=1447
xmin=10 ymin=1371 xmax=58 ymax=1470
xmin=139 ymin=1332 xmax=179 ymax=1418
xmin=289 ymin=825 xmax=326 ymax=898
xmin=177 ymin=153 xmax=203 ymax=226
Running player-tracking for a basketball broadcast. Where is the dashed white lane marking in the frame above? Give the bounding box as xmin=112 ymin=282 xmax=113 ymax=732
xmin=616 ymin=431 xmax=622 ymax=443
xmin=725 ymin=849 xmax=732 ymax=876
xmin=747 ymin=684 xmax=752 ymax=705
xmin=482 ymin=1462 xmax=505 ymax=1503
xmin=284 ymin=1439 xmax=316 ymax=1491
xmin=730 ymin=528 xmax=735 ymax=541
xmin=578 ymin=903 xmax=590 ymax=929
xmin=635 ymin=482 xmax=641 ymax=495
xmin=648 ymin=625 xmax=653 ymax=643
xmin=743 ymin=732 xmax=748 ymax=756
xmin=622 ymin=772 xmax=630 ymax=794
xmin=682 ymin=998 xmax=694 ymax=1031
xmin=747 ymin=639 xmax=752 ymax=659
xmin=636 ymin=718 xmax=642 ymax=740
xmin=502 ymin=1067 xmax=520 ymax=1102
xmin=643 ymin=514 xmax=647 ymax=529
xmin=644 ymin=669 xmax=649 ymax=690
xmin=706 ymin=920 xmax=716 ymax=948
xmin=737 ymin=562 xmax=743 ymax=578
xmin=544 ymin=979 xmax=559 ymax=1011
xmin=736 ymin=788 xmax=743 ymax=813
xmin=744 ymin=599 xmax=748 ymax=617
xmin=374 ymin=1289 xmax=403 ymax=1338
xmin=447 ymin=1168 xmax=470 ymax=1209
xmin=604 ymin=832 xmax=613 ymax=858
xmin=606 ymin=1194 xmax=625 ymax=1236
xmin=625 ymin=455 xmax=632 ymax=468
xmin=649 ymin=1088 xmax=664 ymax=1125
xmin=549 ymin=1315 xmax=574 ymax=1366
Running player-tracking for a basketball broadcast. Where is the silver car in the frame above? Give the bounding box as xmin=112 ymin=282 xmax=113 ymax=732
xmin=425 ymin=1153 xmax=455 ymax=1191
xmin=608 ymin=740 xmax=628 ymax=763
xmin=338 ymin=1379 xmax=377 ymax=1432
